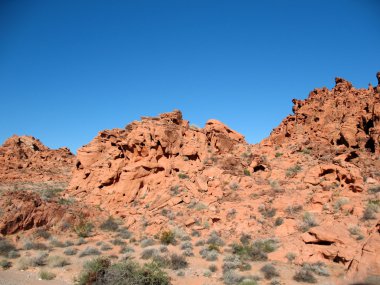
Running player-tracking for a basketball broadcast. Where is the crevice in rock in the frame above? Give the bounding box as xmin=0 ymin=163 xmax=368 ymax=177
xmin=365 ymin=137 xmax=375 ymax=153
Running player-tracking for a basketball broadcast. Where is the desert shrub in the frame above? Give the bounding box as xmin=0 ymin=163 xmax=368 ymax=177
xmin=348 ymin=226 xmax=364 ymax=240
xmin=0 ymin=239 xmax=16 ymax=257
xmin=140 ymin=238 xmax=155 ymax=248
xmin=101 ymin=243 xmax=113 ymax=251
xmin=49 ymin=238 xmax=66 ymax=248
xmin=201 ymin=248 xmax=219 ymax=261
xmin=182 ymin=248 xmax=194 ymax=257
xmin=178 ymin=173 xmax=189 ymax=179
xmin=79 ymin=259 xmax=171 ymax=285
xmin=239 ymin=262 xmax=252 ymax=271
xmin=39 ymin=270 xmax=56 ymax=280
xmin=17 ymin=257 xmax=31 ymax=270
xmin=299 ymin=212 xmax=318 ymax=232
xmin=40 ymin=188 xmax=64 ymax=201
xmin=7 ymin=250 xmax=20 ymax=259
xmin=160 ymin=230 xmax=176 ymax=245
xmin=333 ymin=197 xmax=349 ymax=211
xmin=100 ymin=216 xmax=119 ymax=232
xmin=302 ymin=262 xmax=329 ymax=276
xmin=48 ymin=255 xmax=70 ymax=267
xmin=64 ymin=248 xmax=78 ymax=256
xmin=363 ymin=202 xmax=379 ymax=220
xmin=111 ymin=238 xmax=126 ymax=246
xmin=209 ymin=264 xmax=218 ymax=272
xmin=195 ymin=239 xmax=205 ymax=247
xmin=260 ymin=264 xmax=279 ymax=279
xmin=231 ymin=238 xmax=278 ymax=262
xmin=240 ymin=234 xmax=251 ymax=245
xmin=120 ymin=246 xmax=135 ymax=254
xmin=180 ymin=241 xmax=193 ymax=250
xmin=76 ymin=237 xmax=87 ymax=245
xmin=207 ymin=231 xmax=224 ymax=247
xmin=203 ymin=269 xmax=212 ymax=277
xmin=58 ymin=197 xmax=75 ymax=205
xmin=286 ymin=165 xmax=302 ymax=177
xmin=274 ymin=217 xmax=283 ymax=226
xmin=259 ymin=206 xmax=276 ymax=218
xmin=159 ymin=245 xmax=168 ymax=253
xmin=0 ymin=259 xmax=11 ymax=269
xmin=34 ymin=229 xmax=51 ymax=240
xmin=275 ymin=152 xmax=283 ymax=157
xmin=75 ymin=256 xmax=111 ymax=285
xmin=180 ymin=235 xmax=191 ymax=241
xmin=194 ymin=203 xmax=207 ymax=211
xmin=30 ymin=251 xmax=49 ymax=266
xmin=270 ymin=280 xmax=281 ymax=285
xmin=293 ymin=268 xmax=317 ymax=283
xmin=170 ymin=253 xmax=188 ymax=270
xmin=222 ymin=255 xmax=241 ymax=272
xmin=79 ymin=247 xmax=101 ymax=258
xmin=244 ymin=169 xmax=251 ymax=176
xmin=191 ymin=229 xmax=201 ymax=237
xmin=117 ymin=227 xmax=132 ymax=239
xmin=141 ymin=248 xmax=159 ymax=260
xmin=223 ymin=269 xmax=244 ymax=285
xmin=170 ymin=185 xmax=181 ymax=196
xmin=74 ymin=221 xmax=93 ymax=238
xmin=285 ymin=204 xmax=303 ymax=215
xmin=368 ymin=185 xmax=380 ymax=194
xmin=24 ymin=240 xmax=49 ymax=250
xmin=285 ymin=252 xmax=296 ymax=263
xmin=230 ymin=182 xmax=240 ymax=191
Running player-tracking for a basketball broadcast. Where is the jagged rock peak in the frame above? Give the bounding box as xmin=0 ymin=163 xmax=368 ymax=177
xmin=266 ymin=72 xmax=380 ymax=156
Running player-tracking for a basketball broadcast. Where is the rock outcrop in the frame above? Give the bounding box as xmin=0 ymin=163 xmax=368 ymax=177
xmin=0 ymin=190 xmax=92 ymax=235
xmin=266 ymin=76 xmax=380 ymax=157
xmin=0 ymin=135 xmax=74 ymax=190
xmin=67 ymin=110 xmax=249 ymax=218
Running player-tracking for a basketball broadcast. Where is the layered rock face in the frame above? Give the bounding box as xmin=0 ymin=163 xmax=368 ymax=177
xmin=0 ymin=135 xmax=74 ymax=189
xmin=68 ymin=110 xmax=249 ymax=218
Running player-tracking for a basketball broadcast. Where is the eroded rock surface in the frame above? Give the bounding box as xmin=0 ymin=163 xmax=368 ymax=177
xmin=0 ymin=135 xmax=74 ymax=184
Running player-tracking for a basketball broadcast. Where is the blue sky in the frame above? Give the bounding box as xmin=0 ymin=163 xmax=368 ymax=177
xmin=1 ymin=1 xmax=379 ymax=152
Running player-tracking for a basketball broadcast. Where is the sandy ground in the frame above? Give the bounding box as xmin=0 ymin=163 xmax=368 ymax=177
xmin=0 ymin=270 xmax=69 ymax=285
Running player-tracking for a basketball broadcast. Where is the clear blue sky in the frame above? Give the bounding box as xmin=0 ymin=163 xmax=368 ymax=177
xmin=1 ymin=1 xmax=379 ymax=152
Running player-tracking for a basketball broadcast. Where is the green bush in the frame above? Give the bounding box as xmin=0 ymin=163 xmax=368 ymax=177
xmin=75 ymin=257 xmax=170 ymax=285
xmin=74 ymin=221 xmax=93 ymax=238
xmin=243 ymin=169 xmax=251 ymax=176
xmin=39 ymin=270 xmax=56 ymax=280
xmin=286 ymin=165 xmax=302 ymax=177
xmin=0 ymin=259 xmax=12 ymax=269
xmin=160 ymin=230 xmax=176 ymax=245
xmin=231 ymin=238 xmax=278 ymax=262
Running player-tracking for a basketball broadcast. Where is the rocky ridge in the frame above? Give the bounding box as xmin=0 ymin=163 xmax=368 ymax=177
xmin=0 ymin=73 xmax=379 ymax=283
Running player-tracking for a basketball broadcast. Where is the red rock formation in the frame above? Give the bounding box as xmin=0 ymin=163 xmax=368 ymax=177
xmin=0 ymin=135 xmax=74 ymax=184
xmin=266 ymin=76 xmax=380 ymax=156
xmin=0 ymin=191 xmax=90 ymax=235
xmin=67 ymin=110 xmax=248 ymax=219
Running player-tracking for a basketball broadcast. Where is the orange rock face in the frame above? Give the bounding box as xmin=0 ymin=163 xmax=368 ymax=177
xmin=67 ymin=110 xmax=248 ymax=216
xmin=1 ymin=74 xmax=380 ymax=282
xmin=0 ymin=135 xmax=74 ymax=183
xmin=266 ymin=77 xmax=380 ymax=157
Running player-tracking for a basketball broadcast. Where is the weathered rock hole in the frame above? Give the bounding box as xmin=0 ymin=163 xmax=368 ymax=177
xmin=365 ymin=137 xmax=375 ymax=153
xmin=253 ymin=165 xmax=266 ymax=172
xmin=336 ymin=134 xmax=349 ymax=147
